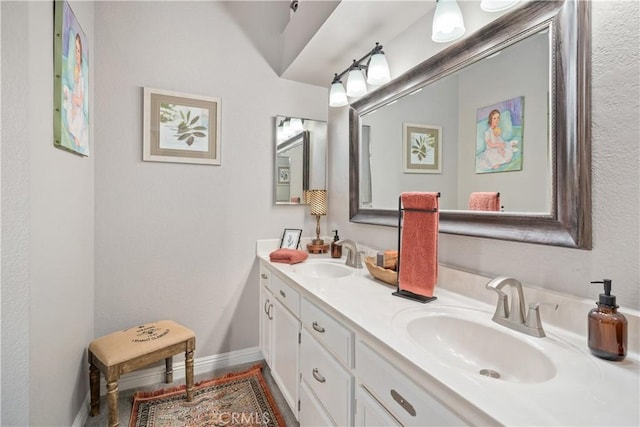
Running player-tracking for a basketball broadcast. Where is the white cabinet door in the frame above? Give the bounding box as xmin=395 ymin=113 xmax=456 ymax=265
xmin=300 ymin=379 xmax=334 ymax=427
xmin=300 ymin=328 xmax=353 ymax=426
xmin=356 ymin=386 xmax=401 ymax=427
xmin=271 ymin=298 xmax=300 ymax=420
xmin=259 ymin=284 xmax=273 ymax=365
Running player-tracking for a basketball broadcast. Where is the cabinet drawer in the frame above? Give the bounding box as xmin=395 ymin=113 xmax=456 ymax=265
xmin=260 ymin=264 xmax=271 ymax=290
xmin=271 ymin=273 xmax=300 ymax=317
xmin=356 ymin=340 xmax=465 ymax=426
xmin=301 ymin=298 xmax=353 ymax=367
xmin=301 ymin=329 xmax=353 ymax=426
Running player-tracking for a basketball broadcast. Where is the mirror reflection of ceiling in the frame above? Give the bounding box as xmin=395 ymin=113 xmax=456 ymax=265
xmin=360 ymin=30 xmax=551 ymax=213
xmin=223 ymin=1 xmax=513 ymax=87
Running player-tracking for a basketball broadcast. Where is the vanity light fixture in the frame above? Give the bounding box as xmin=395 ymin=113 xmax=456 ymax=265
xmin=281 ymin=117 xmax=292 ymax=138
xmin=480 ymin=0 xmax=520 ymax=12
xmin=432 ymin=0 xmax=466 ymax=43
xmin=278 ymin=116 xmax=304 ymax=139
xmin=329 ymin=42 xmax=391 ymax=107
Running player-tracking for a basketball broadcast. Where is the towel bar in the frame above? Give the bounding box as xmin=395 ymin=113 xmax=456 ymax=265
xmin=394 ymin=194 xmax=440 ymax=304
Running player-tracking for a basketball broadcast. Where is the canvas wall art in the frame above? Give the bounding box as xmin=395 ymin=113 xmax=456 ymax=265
xmin=54 ymin=0 xmax=89 ymax=156
xmin=475 ymin=96 xmax=524 ymax=173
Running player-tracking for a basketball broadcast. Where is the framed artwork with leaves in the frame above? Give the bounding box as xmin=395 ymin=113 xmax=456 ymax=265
xmin=402 ymin=123 xmax=442 ymax=174
xmin=143 ymin=88 xmax=221 ymax=165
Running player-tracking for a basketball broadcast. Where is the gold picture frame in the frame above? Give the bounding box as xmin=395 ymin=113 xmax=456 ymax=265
xmin=143 ymin=88 xmax=221 ymax=165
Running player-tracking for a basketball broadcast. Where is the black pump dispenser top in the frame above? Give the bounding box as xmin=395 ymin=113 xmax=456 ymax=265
xmin=591 ymin=279 xmax=617 ymax=307
xmin=332 ymin=230 xmax=340 ymax=242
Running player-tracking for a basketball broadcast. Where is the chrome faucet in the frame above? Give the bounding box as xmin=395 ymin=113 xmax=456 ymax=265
xmin=336 ymin=239 xmax=363 ymax=268
xmin=486 ymin=276 xmax=557 ymax=338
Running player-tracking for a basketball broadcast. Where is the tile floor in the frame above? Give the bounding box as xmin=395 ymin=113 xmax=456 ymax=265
xmin=84 ymin=360 xmax=298 ymax=426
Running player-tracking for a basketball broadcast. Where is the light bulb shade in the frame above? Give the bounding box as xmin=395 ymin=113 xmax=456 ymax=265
xmin=306 ymin=189 xmax=327 ymax=216
xmin=432 ymin=0 xmax=466 ymax=43
xmin=480 ymin=0 xmax=519 ymax=12
xmin=367 ymin=52 xmax=391 ymax=85
xmin=329 ymin=81 xmax=348 ymax=107
xmin=290 ymin=117 xmax=303 ymax=133
xmin=346 ymin=68 xmax=368 ymax=97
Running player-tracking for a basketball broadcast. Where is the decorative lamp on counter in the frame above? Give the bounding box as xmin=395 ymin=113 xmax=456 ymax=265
xmin=305 ymin=189 xmax=329 ymax=254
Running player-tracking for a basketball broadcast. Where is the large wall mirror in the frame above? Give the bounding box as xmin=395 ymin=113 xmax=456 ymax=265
xmin=275 ymin=115 xmax=327 ymax=205
xmin=349 ymin=0 xmax=591 ymax=249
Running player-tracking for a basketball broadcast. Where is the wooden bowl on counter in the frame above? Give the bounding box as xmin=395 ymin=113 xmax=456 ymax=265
xmin=363 ymin=256 xmax=397 ymax=287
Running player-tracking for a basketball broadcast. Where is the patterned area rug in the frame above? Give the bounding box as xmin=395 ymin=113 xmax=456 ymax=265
xmin=129 ymin=364 xmax=285 ymax=426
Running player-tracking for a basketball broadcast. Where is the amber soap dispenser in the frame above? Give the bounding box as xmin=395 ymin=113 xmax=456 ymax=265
xmin=330 ymin=230 xmax=342 ymax=259
xmin=588 ymin=279 xmax=627 ymax=361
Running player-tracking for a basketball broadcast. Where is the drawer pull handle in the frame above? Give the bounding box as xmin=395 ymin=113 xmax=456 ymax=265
xmin=264 ymin=299 xmax=270 ymax=315
xmin=267 ymin=303 xmax=273 ymax=320
xmin=312 ymin=322 xmax=325 ymax=333
xmin=312 ymin=368 xmax=326 ymax=383
xmin=279 ymin=290 xmax=286 ymax=298
xmin=390 ymin=389 xmax=416 ymax=417
xmin=261 ymin=273 xmax=268 ymax=279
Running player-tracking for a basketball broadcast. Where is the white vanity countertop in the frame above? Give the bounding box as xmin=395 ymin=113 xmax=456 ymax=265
xmin=257 ymin=242 xmax=640 ymax=426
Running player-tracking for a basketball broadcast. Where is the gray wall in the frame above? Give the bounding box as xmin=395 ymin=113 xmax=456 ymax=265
xmin=93 ymin=2 xmax=327 ymax=358
xmin=1 ymin=1 xmax=327 ymax=425
xmin=457 ymin=31 xmax=550 ymax=212
xmin=329 ymin=1 xmax=640 ymax=309
xmin=1 ymin=1 xmax=95 ymax=425
xmin=362 ymin=75 xmax=460 ymax=210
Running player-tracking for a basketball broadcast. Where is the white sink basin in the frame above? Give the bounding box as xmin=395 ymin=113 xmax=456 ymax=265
xmin=293 ymin=261 xmax=353 ymax=279
xmin=393 ymin=306 xmax=557 ymax=384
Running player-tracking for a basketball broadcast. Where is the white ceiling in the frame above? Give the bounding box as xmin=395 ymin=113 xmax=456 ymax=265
xmin=223 ymin=1 xmax=513 ymax=89
xmin=280 ymin=1 xmax=436 ymax=87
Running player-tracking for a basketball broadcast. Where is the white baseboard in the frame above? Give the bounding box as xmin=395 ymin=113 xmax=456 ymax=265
xmin=73 ymin=346 xmax=263 ymax=427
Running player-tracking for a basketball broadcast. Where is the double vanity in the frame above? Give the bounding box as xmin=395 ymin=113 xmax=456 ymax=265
xmin=257 ymin=239 xmax=639 ymax=426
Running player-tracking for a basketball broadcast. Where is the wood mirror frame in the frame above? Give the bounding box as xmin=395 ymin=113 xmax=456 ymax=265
xmin=348 ymin=0 xmax=591 ymax=249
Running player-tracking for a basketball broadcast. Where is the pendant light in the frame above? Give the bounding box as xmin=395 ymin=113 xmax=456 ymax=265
xmin=366 ymin=43 xmax=391 ymax=86
xmin=432 ymin=0 xmax=466 ymax=43
xmin=480 ymin=0 xmax=520 ymax=12
xmin=290 ymin=117 xmax=303 ymax=134
xmin=346 ymin=61 xmax=368 ymax=97
xmin=329 ymin=74 xmax=348 ymax=107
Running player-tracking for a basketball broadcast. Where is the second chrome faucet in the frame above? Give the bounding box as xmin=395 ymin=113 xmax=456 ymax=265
xmin=336 ymin=239 xmax=364 ymax=268
xmin=486 ymin=276 xmax=558 ymax=338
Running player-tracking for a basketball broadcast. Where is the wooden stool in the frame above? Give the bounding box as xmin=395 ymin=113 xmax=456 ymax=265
xmin=88 ymin=320 xmax=196 ymax=427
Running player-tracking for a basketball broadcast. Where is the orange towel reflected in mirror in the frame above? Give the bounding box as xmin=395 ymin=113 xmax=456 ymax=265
xmin=468 ymin=192 xmax=500 ymax=211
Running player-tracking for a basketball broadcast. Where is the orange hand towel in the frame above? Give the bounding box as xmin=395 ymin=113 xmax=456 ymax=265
xmin=468 ymin=192 xmax=500 ymax=211
xmin=269 ymin=248 xmax=309 ymax=264
xmin=398 ymin=192 xmax=439 ymax=297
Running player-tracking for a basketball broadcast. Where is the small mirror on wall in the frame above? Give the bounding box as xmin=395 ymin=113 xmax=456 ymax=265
xmin=274 ymin=116 xmax=327 ymax=205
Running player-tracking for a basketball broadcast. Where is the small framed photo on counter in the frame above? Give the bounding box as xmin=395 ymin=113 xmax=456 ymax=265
xmin=280 ymin=229 xmax=302 ymax=249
